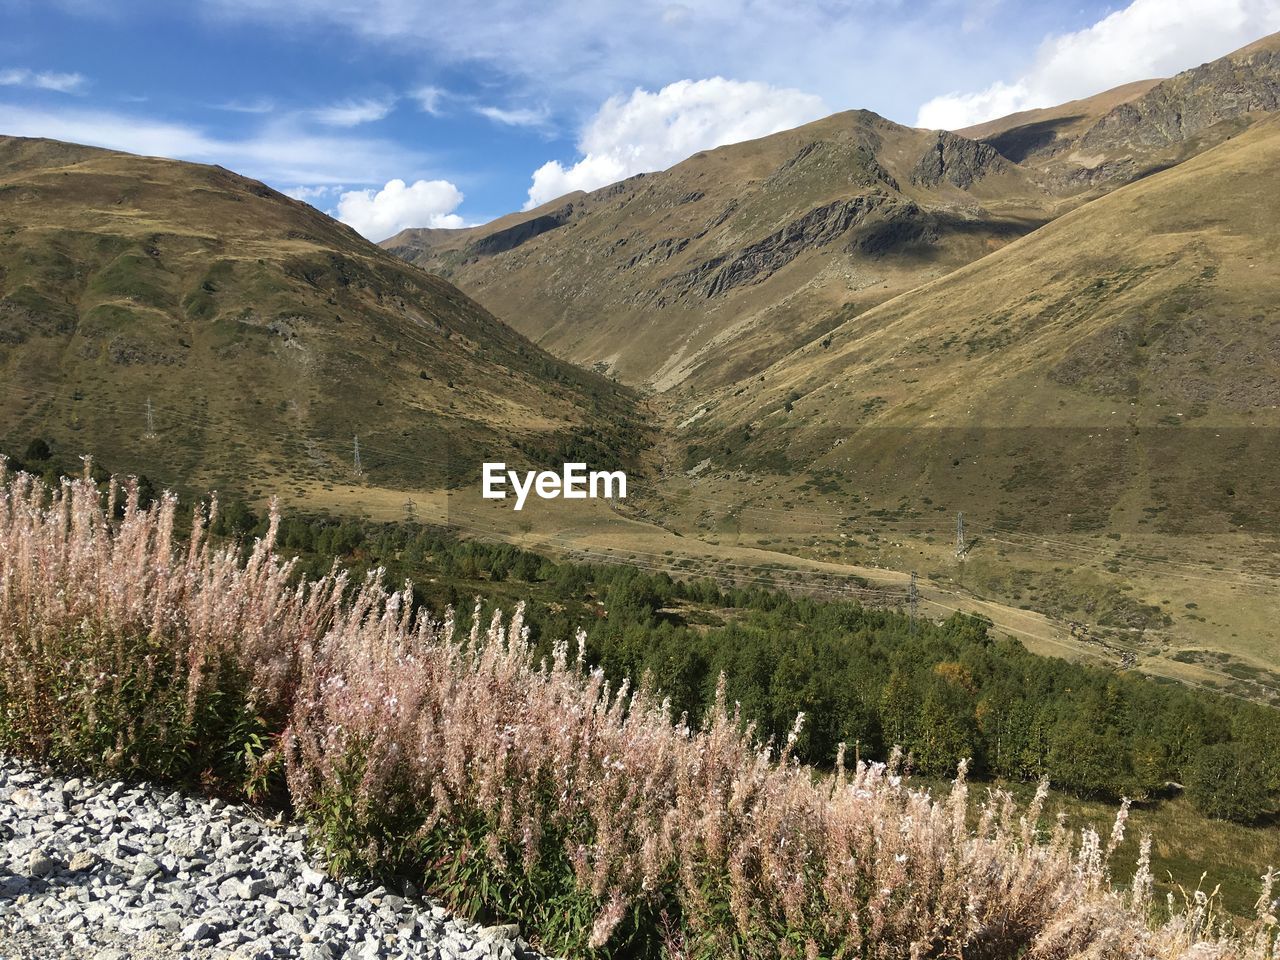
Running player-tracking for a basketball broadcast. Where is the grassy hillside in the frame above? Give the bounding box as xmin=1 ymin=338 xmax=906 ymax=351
xmin=0 ymin=136 xmax=644 ymax=496
xmin=687 ymin=116 xmax=1280 ymax=522
xmin=660 ymin=116 xmax=1280 ymax=694
xmin=385 ymin=110 xmax=1055 ymax=390
xmin=383 ymin=34 xmax=1280 ymax=399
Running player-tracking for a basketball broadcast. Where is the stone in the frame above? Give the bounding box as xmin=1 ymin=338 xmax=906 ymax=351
xmin=0 ymin=758 xmax=553 ymax=960
xmin=479 ymin=923 xmax=521 ymax=942
xmin=10 ymin=787 xmax=43 ymax=811
xmin=241 ymin=876 xmax=275 ymax=898
xmin=300 ymin=865 xmax=327 ymax=890
xmin=27 ymin=849 xmax=57 ymax=878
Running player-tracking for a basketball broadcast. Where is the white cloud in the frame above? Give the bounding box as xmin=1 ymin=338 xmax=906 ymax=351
xmin=524 ymin=77 xmax=827 ymax=209
xmin=476 ymin=104 xmax=551 ymax=127
xmin=412 ymin=85 xmax=446 ymax=115
xmin=284 ymin=184 xmax=340 ymax=201
xmin=0 ymin=67 xmax=85 ymax=93
xmin=335 ymin=178 xmax=465 ymax=240
xmin=311 ymin=96 xmax=396 ymax=126
xmin=917 ymin=0 xmax=1280 ymax=129
xmin=200 ymin=0 xmax=1001 ymax=126
xmin=0 ymin=103 xmax=426 ymax=185
xmin=214 ymin=97 xmax=275 ymax=114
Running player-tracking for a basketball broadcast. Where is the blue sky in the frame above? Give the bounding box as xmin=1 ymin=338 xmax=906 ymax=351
xmin=3 ymin=0 xmax=1278 ymax=239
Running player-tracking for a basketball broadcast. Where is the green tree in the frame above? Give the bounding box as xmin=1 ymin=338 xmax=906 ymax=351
xmin=24 ymin=437 xmax=51 ymax=462
xmin=1186 ymin=742 xmax=1273 ymax=823
xmin=914 ymin=676 xmax=976 ymax=776
xmin=879 ymin=670 xmax=917 ymax=754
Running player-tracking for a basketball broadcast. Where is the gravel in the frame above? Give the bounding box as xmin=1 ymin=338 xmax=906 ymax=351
xmin=0 ymin=759 xmax=550 ymax=960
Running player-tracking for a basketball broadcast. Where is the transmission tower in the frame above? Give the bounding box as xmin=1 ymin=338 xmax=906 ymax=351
xmin=353 ymin=435 xmax=363 ymax=476
xmin=404 ymin=496 xmax=416 ymax=520
xmin=955 ymin=511 xmax=967 ymax=559
xmin=908 ymin=570 xmax=919 ymax=631
xmin=144 ymin=397 xmax=156 ymax=439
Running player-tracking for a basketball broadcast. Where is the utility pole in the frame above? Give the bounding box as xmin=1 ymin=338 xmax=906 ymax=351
xmin=908 ymin=570 xmax=919 ymax=631
xmin=956 ymin=511 xmax=967 ymax=560
xmin=353 ymin=435 xmax=363 ymax=477
xmin=144 ymin=397 xmax=156 ymax=439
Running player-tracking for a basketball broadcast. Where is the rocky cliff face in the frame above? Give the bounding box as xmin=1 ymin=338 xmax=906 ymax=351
xmin=911 ymin=131 xmax=1007 ymax=188
xmin=669 ymin=194 xmax=898 ymax=299
xmin=1080 ymin=41 xmax=1280 ymax=152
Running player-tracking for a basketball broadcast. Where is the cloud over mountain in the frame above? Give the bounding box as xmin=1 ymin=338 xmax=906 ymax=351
xmin=916 ymin=0 xmax=1280 ymax=129
xmin=336 ymin=177 xmax=465 ymax=239
xmin=524 ymin=77 xmax=826 ymax=209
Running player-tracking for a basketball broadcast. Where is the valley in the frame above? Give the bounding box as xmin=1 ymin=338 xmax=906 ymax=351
xmin=378 ymin=36 xmax=1280 ymax=707
xmin=6 ymin=9 xmax=1280 ymax=959
xmin=4 ymin=34 xmax=1280 ymax=710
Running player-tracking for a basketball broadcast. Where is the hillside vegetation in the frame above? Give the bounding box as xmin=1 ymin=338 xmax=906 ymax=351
xmin=386 ymin=110 xmax=1053 ymax=390
xmin=0 ymin=137 xmax=643 ymax=495
xmin=2 ymin=464 xmax=1278 ymax=958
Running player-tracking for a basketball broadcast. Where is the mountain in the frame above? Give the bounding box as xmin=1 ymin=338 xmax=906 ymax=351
xmin=660 ymin=113 xmax=1280 ymax=685
xmin=385 ymin=110 xmax=1054 ymax=390
xmin=384 ymin=33 xmax=1280 ymax=398
xmin=0 ymin=136 xmax=641 ymax=494
xmin=964 ymin=32 xmax=1280 ymax=187
xmin=675 ymin=33 xmax=1280 ymax=539
xmin=956 ymin=78 xmax=1162 ymax=163
xmin=381 ymin=33 xmax=1280 ymax=687
xmin=683 ymin=114 xmax=1280 ymax=533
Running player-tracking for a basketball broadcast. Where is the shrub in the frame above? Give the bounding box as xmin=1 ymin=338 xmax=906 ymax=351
xmin=1 ymin=461 xmax=1277 ymax=958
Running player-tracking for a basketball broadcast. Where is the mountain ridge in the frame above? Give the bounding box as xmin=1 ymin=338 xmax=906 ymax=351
xmin=386 ymin=109 xmax=1054 ymax=390
xmin=384 ymin=31 xmax=1280 ymax=398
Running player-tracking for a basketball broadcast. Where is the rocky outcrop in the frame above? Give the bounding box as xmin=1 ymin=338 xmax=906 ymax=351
xmin=769 ymin=140 xmax=901 ymax=191
xmin=671 ymin=194 xmax=893 ymax=298
xmin=622 ymin=235 xmax=691 ymax=270
xmin=911 ymin=132 xmax=1006 ymax=189
xmin=1080 ymin=44 xmax=1280 ymax=152
xmin=465 ymin=203 xmax=575 ymax=257
xmin=662 ymin=192 xmax=965 ymax=299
